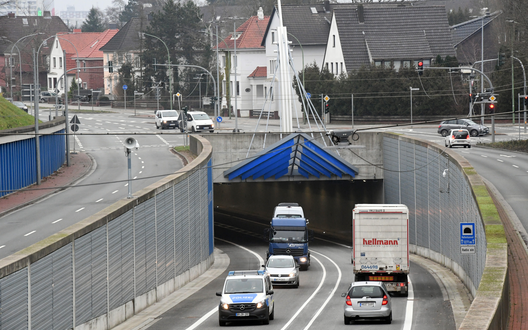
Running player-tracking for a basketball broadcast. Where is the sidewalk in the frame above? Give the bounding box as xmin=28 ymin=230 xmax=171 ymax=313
xmin=0 ymin=152 xmax=93 ymax=217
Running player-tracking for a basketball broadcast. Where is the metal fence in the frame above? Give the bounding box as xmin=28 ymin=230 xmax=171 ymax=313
xmin=0 ymin=136 xmax=213 ymax=330
xmin=383 ymin=135 xmax=486 ymax=296
xmin=0 ymin=119 xmax=66 ymax=198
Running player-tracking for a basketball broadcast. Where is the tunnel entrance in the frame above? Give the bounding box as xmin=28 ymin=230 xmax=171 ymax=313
xmin=214 ymin=179 xmax=383 ymax=243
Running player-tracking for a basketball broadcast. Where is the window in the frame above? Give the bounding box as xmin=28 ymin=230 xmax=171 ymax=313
xmin=83 ymin=61 xmax=86 ymax=72
xmin=325 ymin=62 xmax=329 ymax=71
xmin=53 ymin=57 xmax=56 ymax=68
xmin=59 ymin=57 xmax=62 ymax=68
xmin=233 ymin=55 xmax=237 ymax=69
xmin=374 ymin=61 xmax=381 ymax=67
xmin=83 ymin=82 xmax=87 ymax=89
xmin=236 ymin=81 xmax=240 ymax=96
xmin=403 ymin=61 xmax=411 ymax=68
xmin=341 ymin=62 xmax=344 ymax=73
xmin=48 ymin=78 xmax=52 ymax=89
xmin=271 ymin=31 xmax=275 ymax=44
xmin=55 ymin=39 xmax=58 ymax=48
xmin=269 ymin=59 xmax=276 ymax=75
xmin=222 ymin=55 xmax=226 ymax=68
xmin=256 ymin=85 xmax=264 ymax=97
xmin=331 ymin=62 xmax=333 ymax=74
xmin=333 ymin=35 xmax=335 ymax=47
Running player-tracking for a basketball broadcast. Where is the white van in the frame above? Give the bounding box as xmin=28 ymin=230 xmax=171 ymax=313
xmin=155 ymin=110 xmax=180 ymax=129
xmin=273 ymin=202 xmax=304 ymax=218
xmin=184 ymin=111 xmax=214 ymax=133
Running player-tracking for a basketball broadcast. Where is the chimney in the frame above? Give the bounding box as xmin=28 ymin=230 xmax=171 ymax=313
xmin=73 ymin=29 xmax=82 ymax=33
xmin=357 ymin=4 xmax=364 ymax=24
xmin=8 ymin=12 xmax=15 ymax=18
xmin=324 ymin=0 xmax=330 ymax=12
xmin=257 ymin=7 xmax=264 ymax=20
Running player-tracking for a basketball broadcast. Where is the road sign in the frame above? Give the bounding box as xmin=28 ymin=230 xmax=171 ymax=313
xmin=216 ymin=116 xmax=223 ymax=123
xmin=176 ymin=92 xmax=181 ymax=97
xmin=489 ymin=95 xmax=496 ymax=102
xmin=460 ymin=222 xmax=475 ymax=245
xmin=70 ymin=115 xmax=81 ymax=124
xmin=71 ymin=124 xmax=79 ymax=132
xmin=461 ymin=246 xmax=475 ymax=254
xmin=306 ymin=92 xmax=311 ymax=99
xmin=324 ymin=95 xmax=330 ymax=102
xmin=123 ymin=85 xmax=128 ymax=90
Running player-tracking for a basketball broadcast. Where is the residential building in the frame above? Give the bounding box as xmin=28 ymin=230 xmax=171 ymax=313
xmin=324 ymin=3 xmax=456 ymax=74
xmin=217 ymin=8 xmax=269 ymax=116
xmin=99 ymin=17 xmax=148 ymax=96
xmin=47 ymin=30 xmax=103 ymax=96
xmin=0 ymin=14 xmax=69 ymax=100
xmin=59 ymin=6 xmax=90 ymax=29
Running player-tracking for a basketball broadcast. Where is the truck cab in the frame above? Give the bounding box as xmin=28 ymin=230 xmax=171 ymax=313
xmin=266 ymin=218 xmax=312 ymax=270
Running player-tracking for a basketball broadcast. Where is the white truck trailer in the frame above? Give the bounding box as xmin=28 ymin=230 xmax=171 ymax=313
xmin=352 ymin=204 xmax=410 ymax=296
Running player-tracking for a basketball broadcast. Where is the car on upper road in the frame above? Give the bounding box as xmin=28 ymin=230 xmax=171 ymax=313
xmin=10 ymin=100 xmax=28 ymax=112
xmin=216 ymin=270 xmax=275 ymax=326
xmin=39 ymin=91 xmax=59 ymax=103
xmin=155 ymin=110 xmax=180 ymax=129
xmin=445 ymin=129 xmax=471 ymax=148
xmin=438 ymin=119 xmax=489 ymax=137
xmin=342 ymin=281 xmax=392 ymax=325
xmin=182 ymin=111 xmax=214 ymax=133
xmin=263 ymin=255 xmax=299 ymax=288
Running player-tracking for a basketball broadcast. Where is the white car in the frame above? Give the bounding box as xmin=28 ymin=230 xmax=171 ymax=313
xmin=155 ymin=110 xmax=180 ymax=129
xmin=263 ymin=255 xmax=300 ymax=288
xmin=216 ymin=270 xmax=275 ymax=326
xmin=445 ymin=129 xmax=471 ymax=148
xmin=183 ymin=111 xmax=214 ymax=132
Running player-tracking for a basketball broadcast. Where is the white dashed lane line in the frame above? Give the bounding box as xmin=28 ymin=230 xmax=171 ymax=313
xmin=112 ymin=190 xmax=119 ymax=194
xmin=52 ymin=219 xmax=62 ymax=224
xmin=0 ymin=245 xmax=5 ymax=249
xmin=513 ymin=165 xmax=519 ymax=168
xmin=75 ymin=207 xmax=85 ymax=212
xmin=24 ymin=231 xmax=36 ymax=237
xmin=497 ymin=159 xmax=504 ymax=162
xmin=96 ymin=198 xmax=103 ymax=203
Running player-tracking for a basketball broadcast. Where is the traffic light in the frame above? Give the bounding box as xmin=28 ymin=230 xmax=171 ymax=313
xmin=488 ymin=103 xmax=496 ymax=113
xmin=108 ymin=61 xmax=113 ymax=73
xmin=524 ymin=96 xmax=528 ymax=107
xmin=324 ymin=101 xmax=330 ymax=114
xmin=469 ymin=93 xmax=475 ymax=104
xmin=498 ymin=53 xmax=506 ymax=66
xmin=183 ymin=106 xmax=188 ymax=114
xmin=417 ymin=60 xmax=424 ymax=76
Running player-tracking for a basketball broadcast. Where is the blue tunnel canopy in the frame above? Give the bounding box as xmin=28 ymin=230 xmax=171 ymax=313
xmin=223 ymin=133 xmax=359 ymax=181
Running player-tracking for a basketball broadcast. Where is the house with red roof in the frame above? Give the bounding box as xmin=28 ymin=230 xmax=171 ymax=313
xmin=46 ymin=29 xmax=118 ymax=98
xmin=217 ymin=8 xmax=270 ymax=116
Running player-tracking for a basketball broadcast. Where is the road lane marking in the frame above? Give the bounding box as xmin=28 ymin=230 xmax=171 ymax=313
xmin=112 ymin=190 xmax=119 ymax=194
xmin=52 ymin=219 xmax=62 ymax=224
xmin=513 ymin=165 xmax=519 ymax=168
xmin=24 ymin=231 xmax=36 ymax=236
xmin=0 ymin=245 xmax=5 ymax=249
xmin=304 ymin=251 xmax=342 ymax=330
xmin=95 ymin=198 xmax=103 ymax=203
xmin=497 ymin=159 xmax=503 ymax=162
xmin=481 ymin=155 xmax=488 ymax=157
xmin=156 ymin=135 xmax=170 ymax=146
xmin=281 ymin=256 xmax=326 ymax=330
xmin=403 ymin=277 xmax=414 ymax=330
xmin=75 ymin=207 xmax=85 ymax=212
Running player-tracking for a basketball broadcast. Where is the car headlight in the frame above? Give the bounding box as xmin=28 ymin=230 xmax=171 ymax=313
xmin=211 ymin=123 xmax=214 ymax=128
xmin=163 ymin=120 xmax=167 ymax=123
xmin=299 ymin=257 xmax=307 ymax=263
xmin=289 ymin=272 xmax=297 ymax=277
xmin=256 ymin=300 xmax=266 ymax=309
xmin=221 ymin=303 xmax=229 ymax=310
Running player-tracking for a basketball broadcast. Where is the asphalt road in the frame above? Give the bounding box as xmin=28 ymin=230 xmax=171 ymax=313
xmin=145 ymin=212 xmax=455 ymax=330
xmin=0 ymin=111 xmax=185 ymax=259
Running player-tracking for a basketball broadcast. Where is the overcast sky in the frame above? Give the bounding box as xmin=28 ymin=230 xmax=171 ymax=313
xmin=53 ymin=0 xmax=207 ymax=15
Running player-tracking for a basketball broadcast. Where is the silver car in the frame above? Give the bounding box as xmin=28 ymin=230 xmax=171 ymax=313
xmin=342 ymin=281 xmax=392 ymax=324
xmin=263 ymin=255 xmax=299 ymax=288
xmin=438 ymin=119 xmax=489 ymax=137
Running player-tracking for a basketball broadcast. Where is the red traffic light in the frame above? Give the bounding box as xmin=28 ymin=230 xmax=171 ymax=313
xmin=418 ymin=61 xmax=423 ymax=67
xmin=489 ymin=104 xmax=495 ymax=109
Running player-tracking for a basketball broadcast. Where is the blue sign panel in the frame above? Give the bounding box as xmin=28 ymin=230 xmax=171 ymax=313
xmin=123 ymin=84 xmax=128 ymax=90
xmin=460 ymin=222 xmax=475 ymax=245
xmin=306 ymin=92 xmax=311 ymax=99
xmin=216 ymin=116 xmax=223 ymax=123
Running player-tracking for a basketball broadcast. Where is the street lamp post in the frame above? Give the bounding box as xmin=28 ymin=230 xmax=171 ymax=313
xmin=143 ymin=33 xmax=172 ymax=110
xmin=410 ymin=87 xmax=419 ymax=126
xmin=10 ymin=32 xmax=44 ymax=99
